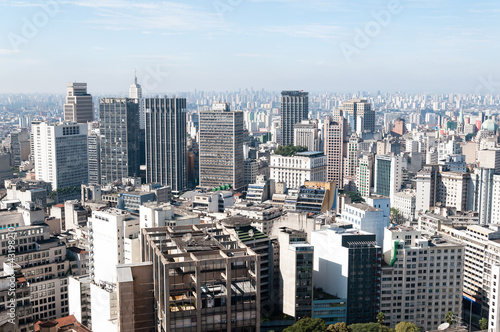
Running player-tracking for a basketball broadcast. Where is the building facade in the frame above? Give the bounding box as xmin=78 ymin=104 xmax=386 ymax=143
xmin=199 ymin=103 xmax=244 ymax=190
xmin=145 ymin=97 xmax=187 ymax=192
xmin=270 ymin=152 xmax=326 ymax=190
xmin=99 ymin=98 xmax=141 ymax=185
xmin=280 ymin=91 xmax=308 ymax=146
xmin=32 ymin=121 xmax=88 ymax=190
xmin=63 ymin=82 xmax=93 ymax=123
xmin=324 ymin=116 xmax=347 ymax=188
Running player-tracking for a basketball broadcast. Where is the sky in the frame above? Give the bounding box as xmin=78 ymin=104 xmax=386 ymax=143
xmin=0 ymin=0 xmax=499 ymax=94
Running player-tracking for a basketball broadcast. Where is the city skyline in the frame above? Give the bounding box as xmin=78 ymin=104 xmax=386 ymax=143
xmin=0 ymin=0 xmax=499 ymax=94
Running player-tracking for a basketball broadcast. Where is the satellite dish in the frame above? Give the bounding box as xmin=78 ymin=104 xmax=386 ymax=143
xmin=182 ymin=233 xmax=192 ymax=242
xmin=248 ymin=229 xmax=254 ymax=238
xmin=437 ymin=323 xmax=449 ymax=330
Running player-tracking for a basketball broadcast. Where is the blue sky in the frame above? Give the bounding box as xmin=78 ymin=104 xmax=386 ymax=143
xmin=0 ymin=0 xmax=499 ymax=94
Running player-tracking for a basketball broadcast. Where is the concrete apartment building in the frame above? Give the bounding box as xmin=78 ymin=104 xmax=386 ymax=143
xmin=270 ymin=151 xmax=326 ymax=190
xmin=0 ymin=223 xmax=70 ymax=324
xmin=380 ymin=226 xmax=464 ymax=331
xmin=141 ymin=224 xmax=260 ymax=332
xmin=339 ymin=202 xmax=389 ymax=246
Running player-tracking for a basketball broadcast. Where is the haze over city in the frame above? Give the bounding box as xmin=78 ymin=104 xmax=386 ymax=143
xmin=1 ymin=0 xmax=500 ymax=93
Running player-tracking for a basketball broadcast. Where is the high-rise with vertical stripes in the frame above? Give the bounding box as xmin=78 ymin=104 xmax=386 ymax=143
xmin=280 ymin=91 xmax=308 ymax=146
xmin=145 ymin=97 xmax=187 ymax=192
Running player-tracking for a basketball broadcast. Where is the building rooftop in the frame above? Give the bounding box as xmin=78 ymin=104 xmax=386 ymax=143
xmin=348 ymin=203 xmax=381 ymax=212
xmin=295 ymin=151 xmax=324 ymax=157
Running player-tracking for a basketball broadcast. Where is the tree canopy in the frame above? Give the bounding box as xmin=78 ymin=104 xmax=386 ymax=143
xmin=274 ymin=145 xmax=308 ymax=156
xmin=395 ymin=322 xmax=419 ymax=332
xmin=283 ymin=318 xmax=328 ymax=332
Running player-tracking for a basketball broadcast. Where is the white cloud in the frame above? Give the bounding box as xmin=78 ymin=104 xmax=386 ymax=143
xmin=0 ymin=49 xmax=20 ymax=55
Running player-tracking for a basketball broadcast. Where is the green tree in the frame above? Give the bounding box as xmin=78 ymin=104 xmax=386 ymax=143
xmin=445 ymin=311 xmax=455 ymax=325
xmin=479 ymin=317 xmax=488 ymax=330
xmin=274 ymin=145 xmax=308 ymax=156
xmin=394 ymin=322 xmax=419 ymax=332
xmin=390 ymin=208 xmax=405 ymax=225
xmin=349 ymin=322 xmax=382 ymax=332
xmin=328 ymin=322 xmax=351 ymax=332
xmin=344 ymin=191 xmax=365 ymax=203
xmin=283 ymin=318 xmax=328 ymax=332
xmin=377 ymin=312 xmax=386 ymax=325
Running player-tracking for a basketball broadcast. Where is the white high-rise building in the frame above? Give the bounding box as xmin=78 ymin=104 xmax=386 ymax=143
xmin=339 ymin=202 xmax=389 ymax=245
xmin=88 ymin=208 xmax=141 ymax=332
xmin=129 ymin=74 xmax=145 ymax=130
xmin=32 ymin=121 xmax=88 ymax=190
xmin=270 ymin=151 xmax=326 ymax=190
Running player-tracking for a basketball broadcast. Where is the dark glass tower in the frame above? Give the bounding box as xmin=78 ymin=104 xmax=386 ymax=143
xmin=99 ymin=98 xmax=141 ymax=184
xmin=145 ymin=97 xmax=187 ymax=192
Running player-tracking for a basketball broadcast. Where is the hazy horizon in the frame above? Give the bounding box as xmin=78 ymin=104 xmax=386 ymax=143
xmin=1 ymin=0 xmax=499 ymax=94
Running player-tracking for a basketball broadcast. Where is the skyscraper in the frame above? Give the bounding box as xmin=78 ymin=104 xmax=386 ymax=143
xmin=199 ymin=102 xmax=244 ymax=190
xmin=339 ymin=99 xmax=374 ymax=132
xmin=280 ymin=91 xmax=308 ymax=146
xmin=32 ymin=121 xmax=88 ymax=190
xmin=129 ymin=74 xmax=145 ymax=130
xmin=145 ymin=97 xmax=187 ymax=192
xmin=99 ymin=98 xmax=141 ymax=185
xmin=64 ymin=82 xmax=94 ymax=123
xmin=374 ymin=154 xmax=402 ymax=205
xmin=324 ymin=116 xmax=347 ymax=188
xmin=87 ymin=125 xmax=101 ymax=184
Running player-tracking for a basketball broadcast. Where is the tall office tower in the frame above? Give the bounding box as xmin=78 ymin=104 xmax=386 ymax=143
xmin=293 ymin=119 xmax=319 ymax=151
xmin=5 ymin=127 xmax=30 ymax=166
xmin=380 ymin=227 xmax=464 ymax=331
xmin=199 ymin=102 xmax=244 ymax=190
xmin=278 ymin=228 xmax=314 ymax=320
xmin=311 ymin=227 xmax=381 ymax=325
xmin=324 ymin=116 xmax=347 ymax=188
xmin=99 ymin=98 xmax=141 ymax=185
xmin=374 ymin=154 xmax=402 ymax=205
xmin=280 ymin=91 xmax=308 ymax=146
xmin=344 ymin=134 xmax=361 ymax=189
xmin=88 ymin=208 xmax=141 ymax=331
xmin=64 ymin=82 xmax=94 ymax=123
xmin=141 ymin=224 xmax=260 ymax=332
xmin=32 ymin=121 xmax=88 ymax=190
xmin=356 ymin=154 xmax=374 ymax=198
xmin=88 ymin=125 xmax=100 ymax=184
xmin=471 ymin=167 xmax=495 ymax=225
xmin=145 ymin=97 xmax=187 ymax=192
xmin=339 ymin=99 xmax=374 ymax=132
xmin=129 ymin=74 xmax=145 ymax=130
